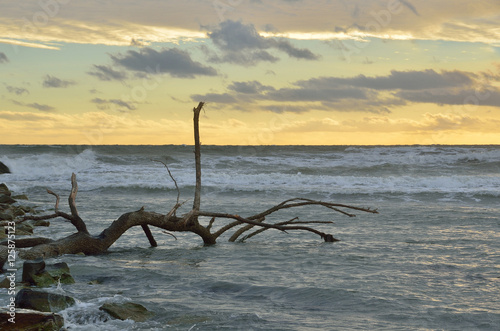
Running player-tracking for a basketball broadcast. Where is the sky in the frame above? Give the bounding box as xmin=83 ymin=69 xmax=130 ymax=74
xmin=1 ymin=0 xmax=499 ymax=145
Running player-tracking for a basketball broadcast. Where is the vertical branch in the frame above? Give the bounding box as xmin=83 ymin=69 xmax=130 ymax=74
xmin=68 ymin=173 xmax=89 ymax=234
xmin=69 ymin=173 xmax=79 ymax=218
xmin=192 ymin=102 xmax=204 ymax=212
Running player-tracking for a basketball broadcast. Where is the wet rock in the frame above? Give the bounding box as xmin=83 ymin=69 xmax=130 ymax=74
xmin=23 ymin=258 xmax=46 ymax=282
xmin=0 ymin=194 xmax=16 ymax=204
xmin=0 ymin=246 xmax=8 ymax=269
xmin=15 ymin=288 xmax=75 ymax=313
xmin=12 ymin=194 xmax=29 ymax=200
xmin=99 ymin=302 xmax=154 ymax=322
xmin=0 ymin=307 xmax=64 ymax=331
xmin=0 ymin=210 xmax=14 ymax=221
xmin=22 ymin=259 xmax=75 ymax=287
xmin=45 ymin=262 xmax=75 ymax=284
xmin=33 ymin=219 xmax=50 ymax=227
xmin=0 ymin=276 xmax=10 ymax=288
xmin=0 ymin=162 xmax=10 ymax=174
xmin=0 ymin=183 xmax=11 ymax=195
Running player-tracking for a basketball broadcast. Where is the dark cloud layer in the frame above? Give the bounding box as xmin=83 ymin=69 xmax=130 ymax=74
xmin=111 ymin=48 xmax=217 ymax=78
xmin=192 ymin=69 xmax=500 ymax=113
xmin=206 ymin=20 xmax=320 ymax=66
xmin=42 ymin=75 xmax=76 ymax=88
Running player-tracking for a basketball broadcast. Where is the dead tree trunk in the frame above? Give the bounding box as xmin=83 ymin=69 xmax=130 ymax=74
xmin=1 ymin=102 xmax=378 ymax=266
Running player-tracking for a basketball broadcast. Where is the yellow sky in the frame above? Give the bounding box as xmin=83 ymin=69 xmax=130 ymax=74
xmin=1 ymin=0 xmax=500 ymax=145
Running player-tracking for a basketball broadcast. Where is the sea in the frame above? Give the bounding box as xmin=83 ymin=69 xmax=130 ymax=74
xmin=0 ymin=144 xmax=499 ymax=330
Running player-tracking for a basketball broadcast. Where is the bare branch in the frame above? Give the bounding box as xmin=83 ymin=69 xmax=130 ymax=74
xmin=46 ymin=189 xmax=60 ymax=212
xmin=162 ymin=231 xmax=178 ymax=240
xmin=248 ymin=198 xmax=377 ymax=221
xmin=152 ymin=159 xmax=180 ymax=205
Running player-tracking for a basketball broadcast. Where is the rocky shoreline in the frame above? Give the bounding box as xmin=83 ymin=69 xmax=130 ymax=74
xmin=1 ymin=181 xmax=154 ymax=329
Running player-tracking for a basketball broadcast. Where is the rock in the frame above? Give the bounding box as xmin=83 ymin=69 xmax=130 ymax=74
xmin=23 ymin=259 xmax=46 ymax=283
xmin=0 ymin=210 xmax=14 ymax=221
xmin=12 ymin=194 xmax=29 ymax=200
xmin=0 ymin=276 xmax=10 ymax=288
xmin=15 ymin=288 xmax=75 ymax=313
xmin=33 ymin=219 xmax=50 ymax=227
xmin=16 ymin=222 xmax=34 ymax=234
xmin=22 ymin=259 xmax=75 ymax=287
xmin=0 ymin=162 xmax=10 ymax=174
xmin=0 ymin=246 xmax=8 ymax=269
xmin=0 ymin=194 xmax=16 ymax=204
xmin=99 ymin=302 xmax=154 ymax=322
xmin=45 ymin=262 xmax=75 ymax=285
xmin=0 ymin=183 xmax=11 ymax=195
xmin=0 ymin=307 xmax=64 ymax=331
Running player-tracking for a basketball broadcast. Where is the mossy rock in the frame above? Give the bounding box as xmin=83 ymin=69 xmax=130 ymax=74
xmin=15 ymin=288 xmax=76 ymax=313
xmin=100 ymin=302 xmax=154 ymax=322
xmin=0 ymin=210 xmax=14 ymax=221
xmin=23 ymin=260 xmax=75 ymax=287
xmin=12 ymin=194 xmax=29 ymax=200
xmin=0 ymin=307 xmax=64 ymax=331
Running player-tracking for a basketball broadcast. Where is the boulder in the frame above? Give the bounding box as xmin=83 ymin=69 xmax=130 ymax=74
xmin=0 ymin=210 xmax=14 ymax=221
xmin=99 ymin=302 xmax=154 ymax=322
xmin=0 ymin=183 xmax=11 ymax=195
xmin=22 ymin=259 xmax=46 ymax=282
xmin=22 ymin=259 xmax=75 ymax=287
xmin=0 ymin=162 xmax=10 ymax=174
xmin=0 ymin=194 xmax=16 ymax=204
xmin=12 ymin=194 xmax=29 ymax=200
xmin=0 ymin=308 xmax=64 ymax=331
xmin=15 ymin=288 xmax=75 ymax=313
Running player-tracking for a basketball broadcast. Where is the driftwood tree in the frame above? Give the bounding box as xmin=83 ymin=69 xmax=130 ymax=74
xmin=1 ymin=102 xmax=377 ymax=265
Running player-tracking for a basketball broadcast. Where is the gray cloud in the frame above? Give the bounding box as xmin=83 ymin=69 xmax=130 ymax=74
xmin=0 ymin=52 xmax=8 ymax=63
xmin=11 ymin=100 xmax=55 ymax=111
xmin=228 ymin=81 xmax=275 ymax=94
xmin=91 ymin=97 xmax=137 ymax=111
xmin=87 ymin=65 xmax=128 ymax=81
xmin=111 ymin=47 xmax=217 ymax=78
xmin=191 ymin=68 xmax=499 ymax=113
xmin=296 ymin=69 xmax=475 ymax=90
xmin=5 ymin=85 xmax=29 ymax=95
xmin=42 ymin=75 xmax=76 ymax=88
xmin=206 ymin=20 xmax=320 ymax=66
xmin=396 ymin=88 xmax=500 ymax=107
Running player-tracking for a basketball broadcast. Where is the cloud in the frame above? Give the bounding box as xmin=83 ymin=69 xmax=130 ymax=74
xmin=0 ymin=52 xmax=8 ymax=63
xmin=0 ymin=1 xmax=499 ymax=47
xmin=111 ymin=47 xmax=217 ymax=78
xmin=227 ymin=81 xmax=275 ymax=94
xmin=11 ymin=100 xmax=55 ymax=112
xmin=91 ymin=98 xmax=137 ymax=111
xmin=206 ymin=20 xmax=320 ymax=66
xmin=42 ymin=75 xmax=76 ymax=88
xmin=5 ymin=85 xmax=29 ymax=95
xmin=87 ymin=65 xmax=128 ymax=81
xmin=192 ymin=68 xmax=500 ymax=113
xmin=296 ymin=69 xmax=475 ymax=90
xmin=396 ymin=88 xmax=500 ymax=108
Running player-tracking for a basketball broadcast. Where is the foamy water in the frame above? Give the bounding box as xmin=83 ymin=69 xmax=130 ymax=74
xmin=1 ymin=145 xmax=499 ymax=330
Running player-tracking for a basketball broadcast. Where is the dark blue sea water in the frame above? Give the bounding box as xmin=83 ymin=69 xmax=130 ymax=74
xmin=1 ymin=145 xmax=499 ymax=330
